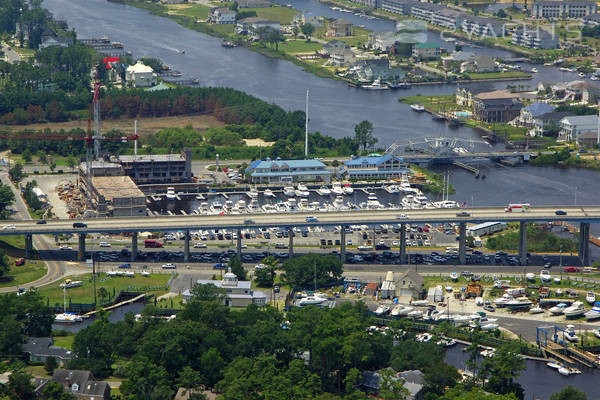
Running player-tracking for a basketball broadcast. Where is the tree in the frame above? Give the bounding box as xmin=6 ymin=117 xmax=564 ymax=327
xmin=378 ymin=368 xmax=409 ymax=400
xmin=45 ymin=355 xmax=58 ymax=374
xmin=37 ymin=151 xmax=48 ymax=164
xmin=550 ymin=386 xmax=587 ymax=400
xmin=66 ymin=156 xmax=76 ymax=170
xmin=188 ymin=283 xmax=227 ymax=303
xmin=8 ymin=162 xmax=24 ymax=183
xmin=254 ymin=255 xmax=278 ymax=287
xmin=6 ymin=369 xmax=36 ymax=400
xmin=480 ymin=343 xmax=525 ymax=399
xmin=496 ymin=9 xmax=507 ymax=18
xmin=22 ymin=149 xmax=32 ymax=163
xmin=0 ymin=185 xmax=15 ymax=218
xmin=354 ymin=120 xmax=377 ymax=153
xmin=282 ymin=254 xmax=343 ymax=288
xmin=231 ymin=1 xmax=238 ymax=10
xmin=301 ymin=23 xmax=315 ymax=41
xmin=49 ymin=161 xmax=57 ymax=172
xmin=292 ymin=26 xmax=299 ymax=39
xmin=228 ymin=256 xmax=246 ymax=280
xmin=97 ymin=287 xmax=109 ymax=304
xmin=42 ymin=382 xmax=77 ymax=400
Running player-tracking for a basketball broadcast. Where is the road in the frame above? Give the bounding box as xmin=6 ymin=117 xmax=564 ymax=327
xmin=1 ymin=206 xmax=599 ymax=236
xmin=1 ymin=42 xmax=21 ymax=64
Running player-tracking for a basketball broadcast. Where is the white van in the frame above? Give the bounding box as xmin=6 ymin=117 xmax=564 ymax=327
xmin=476 ymin=297 xmax=484 ymax=306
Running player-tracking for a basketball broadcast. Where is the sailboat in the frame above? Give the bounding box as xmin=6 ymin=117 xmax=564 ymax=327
xmin=54 ymin=284 xmax=83 ymax=324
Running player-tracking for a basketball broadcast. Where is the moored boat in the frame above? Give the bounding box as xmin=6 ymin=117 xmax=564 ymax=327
xmin=410 ymin=104 xmax=425 ymax=112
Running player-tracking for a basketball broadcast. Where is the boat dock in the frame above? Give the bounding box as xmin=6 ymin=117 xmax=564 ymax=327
xmin=82 ymin=293 xmax=146 ymax=318
xmin=451 ymin=161 xmax=480 ymax=177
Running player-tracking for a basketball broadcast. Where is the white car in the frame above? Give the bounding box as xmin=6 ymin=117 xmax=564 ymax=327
xmin=392 ymin=241 xmax=399 ymax=246
xmin=60 ymin=246 xmax=73 ymax=251
xmin=347 ymin=240 xmax=353 ymax=246
xmin=99 ymin=242 xmax=111 ymax=248
xmin=2 ymin=225 xmax=16 ymax=230
xmin=162 ymin=263 xmax=176 ymax=269
xmin=194 ymin=242 xmax=207 ymax=248
xmin=396 ymin=214 xmax=409 ymax=219
xmin=424 ymin=240 xmax=431 ymax=246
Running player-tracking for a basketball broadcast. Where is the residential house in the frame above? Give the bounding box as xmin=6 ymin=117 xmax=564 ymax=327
xmin=22 ymin=337 xmax=73 ymax=366
xmin=321 ymin=39 xmax=350 ymax=55
xmin=461 ymin=15 xmax=503 ymax=38
xmin=559 ymin=115 xmax=599 ymax=142
xmin=511 ymin=27 xmax=558 ymax=49
xmin=182 ymin=268 xmax=268 ymax=307
xmin=330 ymin=48 xmax=356 ymax=67
xmin=472 ymin=90 xmax=523 ymax=123
xmin=358 ymin=369 xmax=426 ymax=399
xmin=456 ymin=87 xmax=483 ymax=107
xmin=363 ymin=283 xmax=379 ymax=296
xmin=441 ymin=50 xmax=476 ymax=70
xmin=531 ymin=1 xmax=597 ymax=19
xmin=352 ymin=58 xmax=405 ymax=81
xmin=565 ymin=81 xmax=600 ymax=103
xmin=512 ymin=102 xmax=556 ymax=127
xmin=125 ymin=61 xmax=157 ymax=88
xmin=531 ymin=111 xmax=574 ymax=136
xmin=368 ymin=31 xmax=401 ymax=52
xmin=411 ymin=42 xmax=440 ymax=59
xmin=394 ymin=268 xmax=424 ymax=299
xmin=380 ymin=271 xmax=396 ymax=299
xmin=236 ymin=17 xmax=280 ymax=36
xmin=576 ymin=131 xmax=598 ymax=147
xmin=293 ymin=12 xmax=324 ymax=28
xmin=211 ymin=7 xmax=236 ymax=24
xmin=460 ymin=54 xmax=496 ymax=73
xmin=245 ymin=158 xmax=331 ymax=183
xmin=34 ymin=370 xmax=111 ymax=400
xmin=343 ymin=154 xmax=410 ymax=180
xmin=237 ymin=0 xmax=271 ymax=7
xmin=327 ymin=18 xmax=353 ymax=37
xmin=39 ymin=34 xmax=73 ymax=49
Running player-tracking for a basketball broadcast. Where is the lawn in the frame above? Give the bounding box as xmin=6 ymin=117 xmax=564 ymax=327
xmin=465 ymin=71 xmax=531 ymax=80
xmin=37 ymin=273 xmax=172 ymax=306
xmin=53 ymin=334 xmax=75 ymax=349
xmin=337 ymin=26 xmax=370 ymax=48
xmin=0 ymin=260 xmax=46 ymax=288
xmin=211 ymin=24 xmax=235 ymax=36
xmin=166 ymin=4 xmax=211 ymax=20
xmin=251 ymin=6 xmax=297 ymax=24
xmin=0 ymin=235 xmax=25 ymax=249
xmin=279 ymin=39 xmax=323 ymax=53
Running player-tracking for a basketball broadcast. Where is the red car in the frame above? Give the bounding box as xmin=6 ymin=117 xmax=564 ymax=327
xmin=14 ymin=258 xmax=25 ymax=266
xmin=563 ymin=267 xmax=580 ymax=273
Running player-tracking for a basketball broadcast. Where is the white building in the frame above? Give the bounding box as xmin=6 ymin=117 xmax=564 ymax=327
xmin=531 ymin=1 xmax=597 ymax=19
xmin=211 ymin=8 xmax=237 ymax=24
xmin=182 ymin=268 xmax=268 ymax=308
xmin=125 ymin=61 xmax=157 ymax=88
xmin=559 ymin=115 xmax=599 ymax=142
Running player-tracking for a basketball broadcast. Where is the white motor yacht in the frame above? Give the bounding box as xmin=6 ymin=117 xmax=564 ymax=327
xmin=247 ymin=198 xmax=260 ymax=213
xmin=165 ymin=187 xmax=177 ymax=200
xmin=391 ymin=305 xmax=413 ymax=316
xmin=549 ymin=303 xmax=568 ymax=315
xmin=384 ymin=185 xmax=400 ymax=194
xmin=263 ymin=189 xmax=275 ymax=198
xmin=412 ymin=300 xmax=429 ymax=307
xmin=297 ymin=296 xmax=328 ymax=307
xmin=233 ymin=200 xmax=247 ymax=214
xmin=317 ymin=186 xmax=331 ymax=196
xmin=493 ymin=294 xmax=514 ymax=307
xmin=506 ymin=297 xmax=532 ymax=311
xmin=283 ymin=186 xmax=296 ymax=197
xmin=295 ymin=184 xmax=310 ymax=197
xmin=586 ymin=292 xmax=596 ymax=304
xmin=407 ymin=310 xmax=423 ymax=318
xmin=210 ymin=201 xmax=224 ymax=215
xmin=374 ymin=304 xmax=391 ymax=316
xmin=198 ymin=202 xmax=209 ymax=214
xmin=343 ymin=184 xmax=353 ymax=195
xmin=564 ymin=325 xmax=578 ymax=342
xmin=331 ymin=182 xmax=344 ymax=195
xmin=564 ymin=301 xmax=585 ymax=318
xmin=540 ymin=270 xmax=552 ymax=283
xmin=54 ymin=313 xmax=83 ymax=324
xmin=247 ymin=187 xmax=259 ymax=199
xmin=224 ymin=200 xmax=234 ymax=212
xmin=415 ymin=333 xmax=432 ymax=342
xmin=410 ymin=104 xmax=425 ymax=112
xmin=450 ymin=272 xmax=458 ymax=281
xmin=285 ymin=198 xmax=298 ymax=212
xmin=333 ymin=196 xmax=345 ymax=208
xmin=275 ymin=202 xmax=287 ymax=213
xmin=585 ymin=301 xmax=600 ymax=320
xmin=529 ymin=306 xmax=544 ymax=314
xmin=262 ymin=204 xmax=276 ymax=213
xmin=526 ymin=273 xmax=535 ymax=282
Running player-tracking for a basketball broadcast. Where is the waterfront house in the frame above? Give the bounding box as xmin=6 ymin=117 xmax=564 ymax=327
xmin=368 ymin=31 xmax=402 ymax=52
xmin=472 ymin=90 xmax=523 ymax=123
xmin=358 ymin=369 xmax=425 ymax=399
xmin=182 ymin=268 xmax=268 ymax=308
xmin=394 ymin=268 xmax=424 ymax=299
xmin=342 ymin=155 xmax=409 ymax=180
xmin=530 ymin=111 xmax=574 ymax=136
xmin=330 ymin=48 xmax=356 ymax=67
xmin=245 ymin=158 xmax=331 ymax=183
xmin=211 ymin=7 xmax=237 ymax=24
xmin=441 ymin=50 xmax=476 ymax=70
xmin=511 ymin=27 xmax=558 ymax=49
xmin=351 ymin=58 xmax=405 ymax=81
xmin=459 ymin=54 xmax=496 ymax=73
xmin=512 ymin=102 xmax=556 ymax=127
xmin=34 ymin=370 xmax=111 ymax=400
xmin=237 ymin=0 xmax=272 ymax=7
xmin=321 ymin=39 xmax=351 ymax=55
xmin=39 ymin=34 xmax=73 ymax=49
xmin=411 ymin=42 xmax=441 ymax=59
xmin=576 ymin=131 xmax=599 ymax=147
xmin=22 ymin=337 xmax=73 ymax=366
xmin=363 ymin=282 xmax=379 ymax=296
xmin=327 ymin=18 xmax=353 ymax=37
xmin=125 ymin=61 xmax=157 ymax=88
xmin=559 ymin=115 xmax=599 ymax=142
xmin=531 ymin=1 xmax=597 ymax=19
xmin=409 ymin=3 xmax=464 ymax=30
xmin=236 ymin=17 xmax=280 ymax=36
xmin=293 ymin=12 xmax=324 ymax=28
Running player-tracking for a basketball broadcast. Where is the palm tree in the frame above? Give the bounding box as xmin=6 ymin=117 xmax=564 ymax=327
xmin=97 ymin=287 xmax=109 ymax=304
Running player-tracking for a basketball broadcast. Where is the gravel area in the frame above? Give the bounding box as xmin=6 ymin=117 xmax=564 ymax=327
xmin=25 ymin=174 xmax=77 ymax=218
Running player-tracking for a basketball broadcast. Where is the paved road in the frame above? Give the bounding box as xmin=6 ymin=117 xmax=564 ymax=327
xmin=1 ymin=43 xmax=21 ymax=64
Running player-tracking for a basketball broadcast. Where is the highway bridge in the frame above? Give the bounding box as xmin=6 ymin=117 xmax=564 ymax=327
xmin=2 ymin=206 xmax=597 ymax=267
xmin=399 ymin=151 xmax=531 ymax=166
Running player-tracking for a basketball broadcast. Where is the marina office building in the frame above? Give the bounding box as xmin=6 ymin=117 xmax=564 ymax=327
xmin=245 ymin=158 xmax=331 ymax=183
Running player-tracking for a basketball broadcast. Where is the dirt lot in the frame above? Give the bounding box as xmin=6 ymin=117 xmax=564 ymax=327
xmin=0 ymin=115 xmax=225 ymax=136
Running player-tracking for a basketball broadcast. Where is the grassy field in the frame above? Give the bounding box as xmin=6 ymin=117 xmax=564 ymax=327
xmin=338 ymin=26 xmax=369 ymax=48
xmin=37 ymin=273 xmax=172 ymax=306
xmin=251 ymin=6 xmax=297 ymax=24
xmin=398 ymin=94 xmax=456 ymax=112
xmin=53 ymin=334 xmax=75 ymax=349
xmin=279 ymin=39 xmax=323 ymax=53
xmin=466 ymin=71 xmax=531 ymax=80
xmin=166 ymin=3 xmax=211 ymax=19
xmin=0 ymin=235 xmax=25 ymax=249
xmin=0 ymin=260 xmax=46 ymax=288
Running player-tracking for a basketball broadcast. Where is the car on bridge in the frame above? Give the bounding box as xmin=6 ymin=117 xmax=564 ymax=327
xmin=36 ymin=220 xmax=47 ymax=224
xmin=563 ymin=267 xmax=580 ymax=273
xmin=456 ymin=211 xmax=470 ymax=217
xmin=194 ymin=242 xmax=207 ymax=248
xmin=2 ymin=225 xmax=16 ymax=230
xmin=555 ymin=210 xmax=567 ymax=216
xmin=213 ymin=263 xmax=227 ymax=269
xmin=305 ymin=216 xmax=319 ymax=222
xmin=72 ymin=222 xmax=87 ymax=228
xmin=119 ymin=263 xmax=131 ymax=269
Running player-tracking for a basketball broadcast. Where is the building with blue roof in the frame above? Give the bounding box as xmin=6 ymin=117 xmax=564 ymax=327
xmin=342 ymin=155 xmax=410 ymax=180
xmin=245 ymin=158 xmax=331 ymax=183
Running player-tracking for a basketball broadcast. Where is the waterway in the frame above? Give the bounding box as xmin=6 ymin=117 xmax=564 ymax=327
xmin=52 ymin=302 xmax=145 ymax=332
xmin=445 ymin=344 xmax=600 ymax=400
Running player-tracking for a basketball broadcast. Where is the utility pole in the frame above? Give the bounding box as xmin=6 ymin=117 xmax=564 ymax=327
xmin=305 ymin=89 xmax=309 ymax=159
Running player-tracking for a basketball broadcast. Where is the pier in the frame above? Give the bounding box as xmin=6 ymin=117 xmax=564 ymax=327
xmin=451 ymin=161 xmax=480 ymax=176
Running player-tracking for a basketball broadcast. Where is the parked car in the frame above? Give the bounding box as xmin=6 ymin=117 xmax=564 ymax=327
xmin=99 ymin=242 xmax=111 ymax=248
xmin=194 ymin=242 xmax=207 ymax=248
xmin=162 ymin=263 xmax=176 ymax=269
xmin=119 ymin=263 xmax=131 ymax=269
xmin=483 ymin=305 xmax=495 ymax=312
xmin=274 ymin=285 xmax=280 ymax=293
xmin=563 ymin=267 xmax=580 ymax=273
xmin=14 ymin=258 xmax=25 ymax=266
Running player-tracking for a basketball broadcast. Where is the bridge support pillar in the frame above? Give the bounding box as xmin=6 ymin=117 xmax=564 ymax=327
xmin=288 ymin=228 xmax=294 ymax=258
xmin=25 ymin=234 xmax=33 ymax=259
xmin=184 ymin=230 xmax=190 ymax=263
xmin=518 ymin=222 xmax=527 ymax=266
xmin=340 ymin=226 xmax=346 ymax=263
xmin=458 ymin=223 xmax=466 ymax=265
xmin=579 ymin=222 xmax=590 ymax=266
xmin=399 ymin=223 xmax=407 ymax=264
xmin=131 ymin=232 xmax=138 ymax=262
xmin=237 ymin=229 xmax=242 ymax=262
xmin=78 ymin=233 xmax=86 ymax=261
